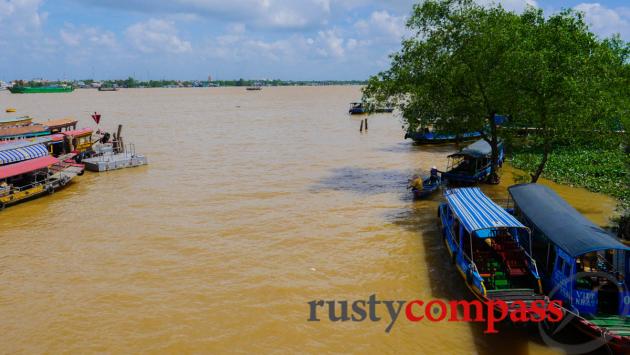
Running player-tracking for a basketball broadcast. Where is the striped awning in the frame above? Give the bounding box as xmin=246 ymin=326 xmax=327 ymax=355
xmin=0 ymin=143 xmax=49 ymax=165
xmin=445 ymin=187 xmax=525 ymax=234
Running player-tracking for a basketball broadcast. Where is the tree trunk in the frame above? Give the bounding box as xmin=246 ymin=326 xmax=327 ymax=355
xmin=530 ymin=146 xmax=549 ymax=183
xmin=488 ymin=113 xmax=500 ymax=184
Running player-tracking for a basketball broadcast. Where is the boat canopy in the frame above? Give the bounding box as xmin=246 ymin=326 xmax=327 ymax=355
xmin=508 ymin=183 xmax=630 ymax=258
xmin=0 ymin=155 xmax=58 ymax=179
xmin=449 ymin=139 xmax=492 ymax=158
xmin=0 ymin=125 xmax=49 ymax=139
xmin=0 ymin=116 xmax=31 ymax=124
xmin=62 ymin=128 xmax=92 ymax=137
xmin=445 ymin=187 xmax=525 ymax=235
xmin=0 ymin=143 xmax=49 ymax=165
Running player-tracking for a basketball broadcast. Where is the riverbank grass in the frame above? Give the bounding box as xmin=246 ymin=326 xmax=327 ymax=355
xmin=510 ymin=147 xmax=628 ymax=203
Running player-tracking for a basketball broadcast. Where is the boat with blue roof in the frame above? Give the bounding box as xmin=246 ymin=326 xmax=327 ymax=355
xmin=441 ymin=139 xmax=504 ymax=184
xmin=438 ymin=187 xmax=546 ymax=312
xmin=509 ymin=184 xmax=630 ymax=352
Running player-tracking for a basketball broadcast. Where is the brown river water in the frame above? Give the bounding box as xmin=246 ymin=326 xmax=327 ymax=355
xmin=0 ymin=87 xmax=619 ymax=353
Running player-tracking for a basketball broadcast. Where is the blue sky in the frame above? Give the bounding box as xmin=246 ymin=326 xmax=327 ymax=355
xmin=0 ymin=0 xmax=629 ymax=81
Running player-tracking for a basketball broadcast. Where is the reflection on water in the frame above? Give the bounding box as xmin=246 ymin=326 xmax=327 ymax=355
xmin=0 ymin=87 xmax=617 ymax=353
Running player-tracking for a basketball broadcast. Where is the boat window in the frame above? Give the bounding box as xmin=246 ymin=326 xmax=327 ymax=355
xmin=563 ymin=261 xmax=572 ymax=278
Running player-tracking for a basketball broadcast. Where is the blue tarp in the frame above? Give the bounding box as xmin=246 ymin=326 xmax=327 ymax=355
xmin=0 ymin=143 xmax=49 ymax=165
xmin=509 ymin=184 xmax=630 ymax=258
xmin=445 ymin=187 xmax=525 ymax=234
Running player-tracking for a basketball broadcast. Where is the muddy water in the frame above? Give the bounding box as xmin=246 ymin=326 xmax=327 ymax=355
xmin=0 ymin=87 xmax=618 ymax=353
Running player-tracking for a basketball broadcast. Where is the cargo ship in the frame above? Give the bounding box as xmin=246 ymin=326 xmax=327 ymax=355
xmin=9 ymin=85 xmax=74 ymax=94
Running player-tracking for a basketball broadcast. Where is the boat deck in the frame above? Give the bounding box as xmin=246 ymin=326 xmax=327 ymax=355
xmin=589 ymin=315 xmax=630 ymax=337
xmin=82 ymin=153 xmax=148 ymax=172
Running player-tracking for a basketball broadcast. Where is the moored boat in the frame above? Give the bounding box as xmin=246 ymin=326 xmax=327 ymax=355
xmin=405 ymin=129 xmax=483 ymax=144
xmin=0 ymin=124 xmax=50 ymax=141
xmin=0 ymin=154 xmax=83 ymax=209
xmin=348 ymin=102 xmax=366 ymax=115
xmin=441 ymin=139 xmax=503 ymax=184
xmin=438 ymin=187 xmax=546 ymax=315
xmin=0 ymin=116 xmax=32 ymax=128
xmin=508 ymin=184 xmax=630 ymax=352
xmin=9 ymin=85 xmax=74 ymax=94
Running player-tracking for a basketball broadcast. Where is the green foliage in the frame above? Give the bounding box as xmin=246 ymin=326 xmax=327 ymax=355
xmin=511 ymin=147 xmax=629 ymax=202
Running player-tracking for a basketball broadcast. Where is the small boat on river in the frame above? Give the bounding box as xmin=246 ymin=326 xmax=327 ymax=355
xmin=409 ymin=175 xmax=441 ymax=199
xmin=349 ymin=102 xmax=366 ymax=115
xmin=508 ymin=184 xmax=630 ymax=352
xmin=438 ymin=187 xmax=546 ymax=314
xmin=441 ymin=139 xmax=503 ymax=184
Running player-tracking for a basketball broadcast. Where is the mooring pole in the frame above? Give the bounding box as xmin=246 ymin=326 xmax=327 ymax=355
xmin=360 ymin=120 xmax=364 ymax=132
xmin=365 ymin=118 xmax=368 ymax=130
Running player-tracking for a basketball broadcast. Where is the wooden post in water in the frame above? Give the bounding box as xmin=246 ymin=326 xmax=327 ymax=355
xmin=116 ymin=124 xmax=124 ymax=153
xmin=365 ymin=118 xmax=368 ymax=131
xmin=360 ymin=119 xmax=364 ymax=132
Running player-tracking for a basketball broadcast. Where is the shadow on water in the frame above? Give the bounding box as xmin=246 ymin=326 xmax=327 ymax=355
xmin=376 ymin=141 xmax=459 ymax=154
xmin=310 ymin=167 xmax=420 ymax=197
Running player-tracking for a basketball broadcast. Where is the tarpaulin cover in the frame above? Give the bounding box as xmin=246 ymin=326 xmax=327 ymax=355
xmin=0 ymin=155 xmax=58 ymax=179
xmin=445 ymin=187 xmax=525 ymax=234
xmin=0 ymin=143 xmax=49 ymax=165
xmin=509 ymin=183 xmax=630 ymax=257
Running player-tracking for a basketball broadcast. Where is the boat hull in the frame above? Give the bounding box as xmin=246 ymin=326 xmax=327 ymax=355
xmin=405 ymin=131 xmax=483 ymax=144
xmin=9 ymin=86 xmax=74 ymax=94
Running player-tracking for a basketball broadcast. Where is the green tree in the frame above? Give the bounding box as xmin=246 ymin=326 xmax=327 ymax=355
xmin=363 ymin=0 xmax=520 ymax=182
xmin=506 ymin=8 xmax=630 ymax=182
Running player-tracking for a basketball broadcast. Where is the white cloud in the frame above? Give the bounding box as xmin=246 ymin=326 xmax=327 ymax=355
xmin=477 ymin=0 xmax=537 ymax=13
xmin=575 ymin=3 xmax=630 ymax=38
xmin=125 ymin=19 xmax=192 ymax=53
xmin=0 ymin=0 xmax=47 ymax=36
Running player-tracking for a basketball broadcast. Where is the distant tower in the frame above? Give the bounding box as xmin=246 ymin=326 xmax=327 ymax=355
xmin=207 ymin=75 xmax=212 ymax=82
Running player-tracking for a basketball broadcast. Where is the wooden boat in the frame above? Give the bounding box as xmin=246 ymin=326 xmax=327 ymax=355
xmin=441 ymin=139 xmax=504 ymax=184
xmin=0 ymin=124 xmax=50 ymax=141
xmin=409 ymin=175 xmax=441 ymax=199
xmin=438 ymin=187 xmax=546 ymax=312
xmin=508 ymin=184 xmax=630 ymax=352
xmin=349 ymin=102 xmax=366 ymax=115
xmin=41 ymin=118 xmax=78 ymax=134
xmin=61 ymin=128 xmax=94 ymax=153
xmin=98 ymin=87 xmax=118 ymax=91
xmin=0 ymin=116 xmax=32 ymax=128
xmin=405 ymin=129 xmax=483 ymax=144
xmin=0 ymin=154 xmax=83 ymax=209
xmin=246 ymin=86 xmax=262 ymax=91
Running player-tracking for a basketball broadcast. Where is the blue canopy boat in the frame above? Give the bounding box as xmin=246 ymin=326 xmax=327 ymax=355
xmin=441 ymin=139 xmax=504 ymax=184
xmin=405 ymin=129 xmax=483 ymax=144
xmin=349 ymin=102 xmax=366 ymax=115
xmin=404 ymin=115 xmax=507 ymax=144
xmin=509 ymin=184 xmax=630 ymax=351
xmin=438 ymin=188 xmax=545 ymax=310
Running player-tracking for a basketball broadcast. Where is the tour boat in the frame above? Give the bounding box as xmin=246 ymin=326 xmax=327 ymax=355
xmin=438 ymin=187 xmax=546 ymax=311
xmin=508 ymin=184 xmax=630 ymax=352
xmin=0 ymin=142 xmax=83 ymax=209
xmin=441 ymin=139 xmax=503 ymax=184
